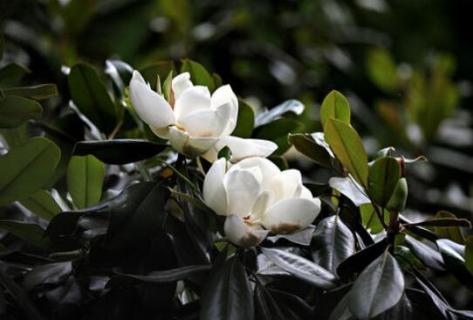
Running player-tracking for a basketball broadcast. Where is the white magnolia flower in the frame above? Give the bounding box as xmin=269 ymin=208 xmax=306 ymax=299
xmin=203 ymin=157 xmax=321 ymax=247
xmin=129 ymin=71 xmax=277 ymax=159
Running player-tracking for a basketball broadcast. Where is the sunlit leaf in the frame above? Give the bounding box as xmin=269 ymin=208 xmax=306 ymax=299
xmin=320 ymin=90 xmax=351 ymax=127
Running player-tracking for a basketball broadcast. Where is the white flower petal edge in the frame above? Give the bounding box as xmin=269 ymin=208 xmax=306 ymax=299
xmin=129 ymin=71 xmax=175 ymax=129
xmin=202 ymin=136 xmax=278 ymax=162
xmin=203 ymin=156 xmax=321 ymax=247
xmin=224 ymin=215 xmax=269 ymax=248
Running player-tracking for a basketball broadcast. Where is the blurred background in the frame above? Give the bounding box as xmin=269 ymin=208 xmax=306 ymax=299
xmin=1 ymin=0 xmax=472 ymax=308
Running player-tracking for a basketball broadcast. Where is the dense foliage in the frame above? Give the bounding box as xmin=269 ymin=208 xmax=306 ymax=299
xmin=1 ymin=0 xmax=473 ymax=319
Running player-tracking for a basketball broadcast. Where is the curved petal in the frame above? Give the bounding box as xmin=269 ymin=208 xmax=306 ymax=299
xmin=223 ymin=168 xmax=262 ymax=217
xmin=129 ymin=71 xmax=175 ymax=128
xmin=229 ymin=156 xmax=280 ymax=190
xmin=150 ymin=126 xmax=170 ymax=139
xmin=224 ymin=215 xmax=269 ymax=248
xmin=261 ymin=198 xmax=321 ymax=234
xmin=174 ymin=86 xmax=211 ymax=121
xmin=269 ymin=169 xmax=303 ymax=200
xmin=252 ymin=191 xmax=273 ymax=220
xmin=203 ymin=158 xmax=228 ymax=215
xmin=215 ymin=136 xmax=278 ymax=162
xmin=172 ymin=72 xmax=193 ymax=100
xmin=211 ymin=85 xmax=238 ymax=135
xmin=169 ymin=126 xmax=218 ymax=156
xmin=168 ymin=126 xmax=189 ymax=154
xmin=178 ymin=103 xmax=232 ymax=138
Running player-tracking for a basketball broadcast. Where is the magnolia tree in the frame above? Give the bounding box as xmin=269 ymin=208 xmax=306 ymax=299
xmin=0 ymin=59 xmax=472 ymax=319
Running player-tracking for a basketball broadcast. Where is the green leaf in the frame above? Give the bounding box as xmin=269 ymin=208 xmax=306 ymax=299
xmin=73 ymin=139 xmax=166 ymax=164
xmin=0 ymin=63 xmax=30 ymax=86
xmin=405 ymin=235 xmax=444 ymax=271
xmin=288 ymin=133 xmax=332 ymax=168
xmin=466 ymin=236 xmax=473 ymax=275
xmin=320 ymin=90 xmax=351 ymax=127
xmin=2 ymin=84 xmax=58 ymax=100
xmin=324 ymin=119 xmax=368 ymax=187
xmin=348 ymin=251 xmax=405 ymax=319
xmin=105 ymin=59 xmax=133 ymax=94
xmin=337 ymin=238 xmax=389 ymax=279
xmin=366 ymin=48 xmax=399 ymax=93
xmin=254 ymin=118 xmax=304 ymax=155
xmin=434 ymin=211 xmax=465 ymax=244
xmin=255 ymin=100 xmax=305 ymax=126
xmin=232 ymin=99 xmax=255 ymax=138
xmin=0 ymin=137 xmax=61 ymax=206
xmin=436 ymin=239 xmax=473 ymax=288
xmin=139 ymin=61 xmax=176 ymax=91
xmin=360 ymin=203 xmax=385 ymax=234
xmin=311 ymin=216 xmax=355 ymax=274
xmin=368 ymin=157 xmax=401 ymax=206
xmin=0 ymin=220 xmax=50 ymax=248
xmin=181 ymin=59 xmax=215 ymax=91
xmin=68 ymin=63 xmax=117 ymax=134
xmin=261 ymin=247 xmax=337 ymax=289
xmin=20 ymin=190 xmax=62 ymax=221
xmin=0 ymin=95 xmax=43 ymax=128
xmin=67 ymin=155 xmax=105 ymax=209
xmin=405 ymin=218 xmax=471 ymax=228
xmin=200 ymin=255 xmax=254 ymax=320
xmin=118 ymin=265 xmax=211 ymax=283
xmin=329 ymin=177 xmax=370 ymax=207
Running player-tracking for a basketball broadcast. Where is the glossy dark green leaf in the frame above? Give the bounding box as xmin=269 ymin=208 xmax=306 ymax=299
xmin=23 ymin=262 xmax=72 ymax=290
xmin=0 ymin=63 xmax=30 ymax=86
xmin=404 ymin=236 xmax=444 ymax=271
xmin=328 ymin=292 xmax=352 ymax=320
xmin=2 ymin=84 xmax=58 ymax=100
xmin=324 ymin=119 xmax=368 ymax=187
xmin=200 ymin=255 xmax=254 ymax=320
xmin=436 ymin=239 xmax=473 ymax=287
xmin=68 ymin=63 xmax=117 ymax=134
xmin=405 ymin=218 xmax=471 ymax=228
xmin=320 ymin=90 xmax=351 ymax=127
xmin=337 ymin=238 xmax=389 ymax=279
xmin=20 ymin=189 xmax=61 ymax=221
xmin=232 ymin=99 xmax=255 ymax=138
xmin=254 ymin=118 xmax=304 ymax=155
xmin=348 ymin=251 xmax=405 ymax=319
xmin=73 ymin=139 xmax=166 ymax=164
xmin=434 ymin=211 xmax=465 ymax=244
xmin=261 ymin=247 xmax=337 ymax=289
xmin=368 ymin=157 xmax=401 ymax=206
xmin=255 ymin=100 xmax=304 ymax=126
xmin=0 ymin=95 xmax=43 ymax=128
xmin=311 ymin=216 xmax=355 ymax=274
xmin=181 ymin=59 xmax=215 ymax=91
xmin=0 ymin=137 xmax=60 ymax=206
xmin=0 ymin=220 xmax=50 ymax=248
xmin=465 ymin=236 xmax=473 ymax=275
xmin=105 ymin=59 xmax=133 ymax=93
xmin=289 ymin=133 xmax=332 ymax=168
xmin=118 ymin=265 xmax=211 ymax=283
xmin=329 ymin=177 xmax=370 ymax=207
xmin=67 ymin=155 xmax=105 ymax=209
xmin=254 ymin=278 xmax=286 ymax=320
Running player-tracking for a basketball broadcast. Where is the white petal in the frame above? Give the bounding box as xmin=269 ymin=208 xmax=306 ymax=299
xmin=179 ymin=102 xmax=232 ymax=138
xmin=223 ymin=168 xmax=262 ymax=217
xmin=169 ymin=126 xmax=218 ymax=156
xmin=329 ymin=177 xmax=370 ymax=207
xmin=252 ymin=191 xmax=273 ymax=220
xmin=129 ymin=71 xmax=175 ymax=128
xmin=224 ymin=215 xmax=269 ymax=248
xmin=229 ymin=156 xmax=280 ymax=190
xmin=300 ymin=186 xmax=314 ymax=199
xmin=269 ymin=169 xmax=303 ymax=200
xmin=216 ymin=136 xmax=278 ymax=162
xmin=172 ymin=72 xmax=193 ymax=100
xmin=203 ymin=158 xmax=228 ymax=215
xmin=150 ymin=126 xmax=170 ymax=139
xmin=174 ymin=86 xmax=211 ymax=120
xmin=211 ymin=85 xmax=238 ymax=135
xmin=261 ymin=198 xmax=321 ymax=234
xmin=201 ymin=147 xmax=218 ymax=163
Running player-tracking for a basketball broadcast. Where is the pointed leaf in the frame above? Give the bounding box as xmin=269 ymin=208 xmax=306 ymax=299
xmin=368 ymin=157 xmax=401 ymax=206
xmin=0 ymin=137 xmax=60 ymax=206
xmin=261 ymin=247 xmax=337 ymax=289
xmin=311 ymin=216 xmax=355 ymax=274
xmin=348 ymin=251 xmax=405 ymax=319
xmin=118 ymin=265 xmax=211 ymax=283
xmin=67 ymin=155 xmax=105 ymax=209
xmin=181 ymin=59 xmax=215 ymax=91
xmin=434 ymin=211 xmax=465 ymax=243
xmin=405 ymin=236 xmax=444 ymax=271
xmin=289 ymin=133 xmax=332 ymax=168
xmin=255 ymin=100 xmax=304 ymax=126
xmin=320 ymin=90 xmax=351 ymax=127
xmin=324 ymin=119 xmax=368 ymax=187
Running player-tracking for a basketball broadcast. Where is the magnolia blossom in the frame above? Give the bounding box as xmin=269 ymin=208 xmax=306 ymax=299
xmin=129 ymin=71 xmax=277 ymax=160
xmin=203 ymin=157 xmax=321 ymax=247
